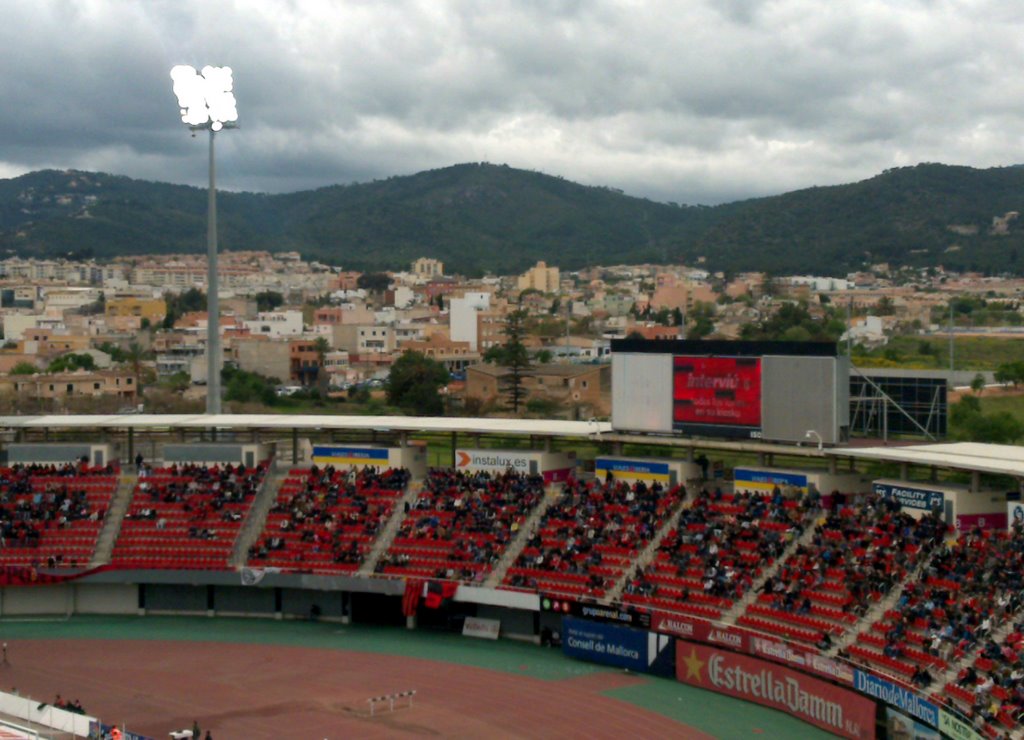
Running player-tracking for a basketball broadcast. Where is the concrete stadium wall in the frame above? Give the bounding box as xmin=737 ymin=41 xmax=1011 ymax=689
xmin=74 ymin=584 xmax=137 ymax=614
xmin=0 ymin=585 xmax=74 ymax=616
xmin=0 ymin=584 xmax=137 ymax=617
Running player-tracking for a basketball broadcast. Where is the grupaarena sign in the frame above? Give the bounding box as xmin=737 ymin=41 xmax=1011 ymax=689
xmin=676 ymin=643 xmax=875 ymax=739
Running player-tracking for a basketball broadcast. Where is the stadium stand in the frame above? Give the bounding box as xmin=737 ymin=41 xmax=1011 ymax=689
xmin=624 ymin=487 xmax=812 ymax=621
xmin=504 ymin=478 xmax=684 ymax=599
xmin=382 ymin=469 xmax=544 ymax=582
xmin=248 ymin=465 xmax=409 ymax=573
xmin=110 ymin=462 xmax=267 ymax=569
xmin=0 ymin=463 xmax=116 ymax=567
xmin=745 ymin=494 xmax=945 ymax=648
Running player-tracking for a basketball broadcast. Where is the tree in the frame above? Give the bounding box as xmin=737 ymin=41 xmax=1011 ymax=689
xmin=10 ymin=362 xmax=37 ymax=375
xmin=356 ymin=272 xmax=391 ymax=293
xmin=312 ymin=336 xmax=331 ymax=390
xmin=124 ymin=342 xmax=150 ymax=399
xmin=950 ymin=395 xmax=1024 ymax=444
xmin=385 ymin=351 xmax=449 ymax=415
xmin=163 ymin=288 xmax=206 ymax=329
xmin=223 ymin=366 xmax=278 ymax=406
xmin=47 ymin=353 xmax=97 ymax=373
xmin=255 ymin=290 xmax=284 ymax=313
xmin=499 ymin=307 xmax=532 ymax=414
xmin=994 ymin=361 xmax=1024 ymax=388
xmin=971 ymin=373 xmax=986 ymax=395
xmin=536 ymin=349 xmax=553 ymax=364
xmin=482 ymin=345 xmax=506 ymax=364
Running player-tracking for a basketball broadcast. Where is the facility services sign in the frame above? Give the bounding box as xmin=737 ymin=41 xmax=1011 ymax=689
xmin=872 ymin=482 xmax=943 ymax=512
xmin=853 ymin=669 xmax=938 ymax=727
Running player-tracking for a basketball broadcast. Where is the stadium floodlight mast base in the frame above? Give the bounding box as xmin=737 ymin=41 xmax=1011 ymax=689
xmin=170 ymin=65 xmax=239 ymax=415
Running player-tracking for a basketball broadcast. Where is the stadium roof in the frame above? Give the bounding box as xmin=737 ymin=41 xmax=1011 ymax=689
xmin=0 ymin=413 xmax=612 ymax=438
xmin=830 ymin=442 xmax=1024 ymax=478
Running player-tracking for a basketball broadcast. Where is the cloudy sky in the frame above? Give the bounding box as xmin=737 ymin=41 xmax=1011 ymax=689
xmin=1 ymin=0 xmax=1022 ymax=204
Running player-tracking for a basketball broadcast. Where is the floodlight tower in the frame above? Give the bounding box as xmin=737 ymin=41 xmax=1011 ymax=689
xmin=170 ymin=65 xmax=238 ymax=415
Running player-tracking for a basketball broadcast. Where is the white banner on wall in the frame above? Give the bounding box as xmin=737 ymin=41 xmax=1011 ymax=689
xmin=1008 ymin=502 xmax=1024 ymax=531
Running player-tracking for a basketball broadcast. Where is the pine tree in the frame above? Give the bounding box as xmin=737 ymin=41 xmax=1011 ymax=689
xmin=499 ymin=307 xmax=532 ymax=414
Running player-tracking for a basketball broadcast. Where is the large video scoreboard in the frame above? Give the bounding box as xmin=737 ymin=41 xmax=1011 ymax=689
xmin=611 ymin=340 xmax=848 ymax=444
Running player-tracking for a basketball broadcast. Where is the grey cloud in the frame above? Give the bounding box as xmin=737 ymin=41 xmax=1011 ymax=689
xmin=1 ymin=0 xmax=1023 ymax=205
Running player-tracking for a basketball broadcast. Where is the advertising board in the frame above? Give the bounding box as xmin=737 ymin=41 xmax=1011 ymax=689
xmin=593 ymin=458 xmax=671 ymax=484
xmin=1009 ymin=501 xmax=1024 ymax=532
xmin=456 ymin=449 xmax=533 ymax=473
xmin=462 ymin=616 xmax=500 ymax=640
xmin=747 ymin=635 xmax=854 ymax=685
xmin=938 ymin=709 xmax=985 ymax=740
xmin=649 ymin=612 xmax=853 ymax=685
xmin=672 ymin=356 xmax=762 ymax=432
xmin=562 ymin=617 xmax=674 ymax=677
xmin=677 ymin=644 xmax=875 ymax=739
xmin=733 ymin=468 xmax=809 ymax=494
xmin=872 ymin=482 xmax=944 ymax=512
xmin=885 ymin=707 xmax=940 ymax=740
xmin=956 ymin=512 xmax=1006 ymax=531
xmin=544 ymin=596 xmax=651 ymax=629
xmin=312 ymin=446 xmax=389 ymax=467
xmin=853 ymin=669 xmax=938 ymax=728
xmin=455 ymin=449 xmax=573 ymax=482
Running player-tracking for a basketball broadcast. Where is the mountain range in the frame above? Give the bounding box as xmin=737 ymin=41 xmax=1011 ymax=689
xmin=2 ymin=162 xmax=1023 ymax=276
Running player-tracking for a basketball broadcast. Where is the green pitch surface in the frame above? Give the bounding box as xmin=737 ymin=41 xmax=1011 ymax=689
xmin=0 ymin=615 xmax=838 ymax=738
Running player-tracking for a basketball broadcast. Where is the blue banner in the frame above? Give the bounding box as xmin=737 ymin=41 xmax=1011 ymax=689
xmin=733 ymin=468 xmax=808 ymax=492
xmin=872 ymin=482 xmax=944 ymax=512
xmin=562 ymin=616 xmax=674 ymax=677
xmin=594 ymin=458 xmax=671 ymax=482
xmin=312 ymin=446 xmax=389 ymax=466
xmin=854 ymin=669 xmax=938 ymax=727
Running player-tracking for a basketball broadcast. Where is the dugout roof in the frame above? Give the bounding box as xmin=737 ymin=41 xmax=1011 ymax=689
xmin=830 ymin=441 xmax=1024 ymax=478
xmin=0 ymin=413 xmax=613 ymax=439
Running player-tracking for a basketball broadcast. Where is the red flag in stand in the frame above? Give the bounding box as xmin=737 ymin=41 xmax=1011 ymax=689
xmin=402 ymin=578 xmax=425 ymax=617
xmin=424 ymin=580 xmax=458 ymax=609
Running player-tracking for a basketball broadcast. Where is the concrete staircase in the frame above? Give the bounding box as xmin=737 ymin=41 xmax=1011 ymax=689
xmin=230 ymin=463 xmax=289 ymax=567
xmin=358 ymin=480 xmax=424 ymax=576
xmin=721 ymin=516 xmax=820 ymax=625
xmin=89 ymin=472 xmax=138 ymax=566
xmin=602 ymin=495 xmax=692 ymax=605
xmin=935 ymin=607 xmax=1021 ymax=692
xmin=831 ymin=551 xmax=934 ymax=656
xmin=483 ymin=485 xmax=564 ymax=589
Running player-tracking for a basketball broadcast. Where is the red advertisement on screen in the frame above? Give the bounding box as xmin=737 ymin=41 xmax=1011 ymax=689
xmin=676 ymin=643 xmax=875 ymax=739
xmin=673 ymin=356 xmax=761 ymax=427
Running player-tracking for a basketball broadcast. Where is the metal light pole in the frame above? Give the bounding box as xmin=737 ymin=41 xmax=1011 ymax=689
xmin=206 ymin=128 xmax=221 ymax=413
xmin=170 ymin=65 xmax=238 ymax=415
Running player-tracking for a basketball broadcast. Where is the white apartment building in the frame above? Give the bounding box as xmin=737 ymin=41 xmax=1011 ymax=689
xmin=244 ymin=310 xmax=304 ymax=338
xmin=449 ymin=292 xmax=490 ymax=351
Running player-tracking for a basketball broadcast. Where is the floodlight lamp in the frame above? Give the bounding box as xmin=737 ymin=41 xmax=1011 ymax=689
xmin=170 ymin=64 xmax=238 ymax=129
